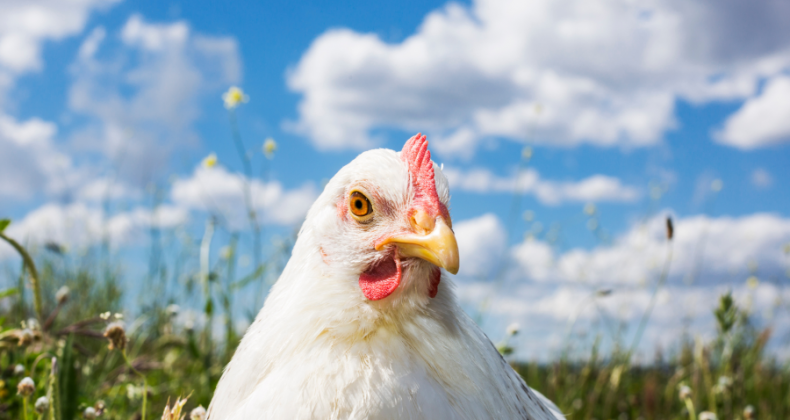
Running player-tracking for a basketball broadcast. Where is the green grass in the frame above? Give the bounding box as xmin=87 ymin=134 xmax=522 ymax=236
xmin=0 ymin=230 xmax=787 ymax=420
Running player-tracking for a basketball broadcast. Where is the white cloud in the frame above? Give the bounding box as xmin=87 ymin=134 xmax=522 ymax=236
xmin=0 ymin=201 xmax=187 ymax=260
xmin=454 ymin=214 xmax=507 ymax=279
xmin=0 ymin=0 xmax=118 ymax=102
xmin=170 ymin=165 xmax=318 ymax=228
xmin=443 ymin=166 xmax=640 ymax=205
xmin=751 ymin=168 xmax=773 ymax=189
xmin=75 ymin=177 xmax=142 ymax=202
xmin=0 ymin=1 xmax=122 ymax=201
xmin=1 ymin=13 xmax=243 ymax=204
xmin=717 ymin=75 xmax=790 ymax=148
xmin=287 ymin=0 xmax=790 ymax=154
xmin=0 ymin=114 xmax=75 ymax=199
xmin=452 ymin=211 xmax=790 ymax=359
xmin=68 ymin=14 xmax=241 ymax=187
xmin=506 ymin=212 xmax=790 ymax=286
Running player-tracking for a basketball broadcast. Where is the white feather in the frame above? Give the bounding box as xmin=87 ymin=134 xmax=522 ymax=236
xmin=208 ymin=148 xmax=563 ymax=419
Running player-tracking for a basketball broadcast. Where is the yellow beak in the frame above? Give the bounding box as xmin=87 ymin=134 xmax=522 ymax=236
xmin=375 ymin=210 xmax=460 ymax=275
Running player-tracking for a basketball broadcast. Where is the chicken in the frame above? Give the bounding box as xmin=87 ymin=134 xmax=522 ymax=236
xmin=208 ymin=134 xmax=563 ymax=419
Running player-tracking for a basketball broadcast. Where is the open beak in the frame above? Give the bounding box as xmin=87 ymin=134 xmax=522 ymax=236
xmin=375 ymin=210 xmax=459 ymax=275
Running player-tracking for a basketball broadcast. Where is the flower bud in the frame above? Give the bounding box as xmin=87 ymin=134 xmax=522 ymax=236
xmin=103 ymin=322 xmax=127 ymax=351
xmin=35 ymin=396 xmax=49 ymax=414
xmin=17 ymin=328 xmax=34 ymax=346
xmin=679 ymin=385 xmax=691 ymax=400
xmin=666 ymin=216 xmax=674 ymax=240
xmin=190 ymin=405 xmax=207 ymax=420
xmin=94 ymin=400 xmax=106 ymax=415
xmin=56 ymin=286 xmax=70 ymax=304
xmin=83 ymin=406 xmax=97 ymax=419
xmin=17 ymin=377 xmax=35 ymax=397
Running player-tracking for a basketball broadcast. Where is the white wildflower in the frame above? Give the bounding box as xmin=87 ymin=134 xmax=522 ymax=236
xmin=190 ymin=405 xmax=207 ymax=420
xmin=35 ymin=396 xmax=49 ymax=413
xmin=83 ymin=406 xmax=97 ymax=419
xmin=17 ymin=377 xmax=35 ymax=396
xmin=222 ymin=86 xmax=249 ymax=109
xmin=56 ymin=285 xmax=70 ymax=304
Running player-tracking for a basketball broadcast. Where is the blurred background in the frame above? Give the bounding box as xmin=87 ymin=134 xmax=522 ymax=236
xmin=0 ymin=0 xmax=789 ymax=418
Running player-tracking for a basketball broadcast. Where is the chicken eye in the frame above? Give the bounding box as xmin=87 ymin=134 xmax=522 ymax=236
xmin=349 ymin=191 xmax=372 ymax=219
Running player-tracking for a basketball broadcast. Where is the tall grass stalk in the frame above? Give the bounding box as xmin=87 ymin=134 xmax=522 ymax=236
xmin=0 ymin=228 xmax=43 ymax=322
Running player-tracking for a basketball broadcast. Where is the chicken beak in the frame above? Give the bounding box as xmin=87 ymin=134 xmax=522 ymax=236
xmin=375 ymin=211 xmax=460 ymax=275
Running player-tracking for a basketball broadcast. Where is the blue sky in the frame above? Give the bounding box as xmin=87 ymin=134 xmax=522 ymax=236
xmin=1 ymin=0 xmax=790 ymax=360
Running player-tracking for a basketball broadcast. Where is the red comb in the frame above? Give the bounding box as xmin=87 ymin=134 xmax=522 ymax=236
xmin=401 ymin=133 xmax=443 ymax=218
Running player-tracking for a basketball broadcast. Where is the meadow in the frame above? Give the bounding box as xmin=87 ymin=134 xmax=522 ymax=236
xmin=1 ymin=219 xmax=787 ymax=420
xmin=0 ymin=91 xmax=788 ymax=420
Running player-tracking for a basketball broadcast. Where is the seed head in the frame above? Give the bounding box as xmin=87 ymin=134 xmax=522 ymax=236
xmin=83 ymin=406 xmax=97 ymax=419
xmin=27 ymin=318 xmax=40 ymax=331
xmin=17 ymin=377 xmax=35 ymax=397
xmin=166 ymin=304 xmax=180 ymax=317
xmin=94 ymin=400 xmax=106 ymax=415
xmin=161 ymin=396 xmax=189 ymax=420
xmin=35 ymin=396 xmax=49 ymax=414
xmin=699 ymin=411 xmax=717 ymax=420
xmin=717 ymin=376 xmax=732 ymax=389
xmin=666 ymin=216 xmax=674 ymax=240
xmin=103 ymin=322 xmax=127 ymax=351
xmin=679 ymin=385 xmax=692 ymax=400
xmin=506 ymin=322 xmax=520 ymax=336
xmin=17 ymin=328 xmax=34 ymax=346
xmin=743 ymin=405 xmax=755 ymax=419
xmin=56 ymin=285 xmax=70 ymax=304
xmin=191 ymin=405 xmax=207 ymax=420
xmin=14 ymin=364 xmax=25 ymax=376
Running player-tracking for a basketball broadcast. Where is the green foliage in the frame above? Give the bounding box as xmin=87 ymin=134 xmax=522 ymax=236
xmin=0 ymin=240 xmax=786 ymax=420
xmin=510 ymin=301 xmax=787 ymax=420
xmin=714 ymin=291 xmax=738 ymax=335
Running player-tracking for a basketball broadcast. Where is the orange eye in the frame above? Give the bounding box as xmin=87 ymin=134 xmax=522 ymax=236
xmin=349 ymin=191 xmax=372 ymax=219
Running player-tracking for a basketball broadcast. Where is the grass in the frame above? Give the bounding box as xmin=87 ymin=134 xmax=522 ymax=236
xmin=0 ymin=220 xmax=788 ymax=420
xmin=0 ymin=89 xmax=787 ymax=419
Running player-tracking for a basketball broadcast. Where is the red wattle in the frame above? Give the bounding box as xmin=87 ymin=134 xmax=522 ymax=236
xmin=428 ymin=267 xmax=441 ymax=298
xmin=359 ymin=255 xmax=401 ymax=300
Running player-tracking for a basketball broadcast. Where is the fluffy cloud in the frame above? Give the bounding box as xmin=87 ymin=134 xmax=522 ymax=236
xmin=443 ymin=166 xmax=640 ymax=205
xmin=0 ymin=115 xmax=76 ymax=200
xmin=0 ymin=202 xmax=187 ymax=260
xmin=452 ymin=212 xmax=790 ymax=359
xmin=68 ymin=15 xmax=241 ymax=187
xmin=170 ymin=165 xmax=318 ymax=228
xmin=2 ymin=12 xmax=242 ymax=204
xmin=0 ymin=0 xmax=119 ymax=101
xmin=508 ymin=212 xmax=790 ymax=286
xmin=453 ymin=214 xmax=507 ymax=279
xmin=0 ymin=0 xmax=121 ymax=201
xmin=716 ymin=76 xmax=790 ymax=149
xmin=287 ymin=0 xmax=790 ymax=154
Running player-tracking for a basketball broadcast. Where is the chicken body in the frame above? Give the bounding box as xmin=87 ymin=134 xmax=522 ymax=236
xmin=208 ymin=135 xmax=562 ymax=420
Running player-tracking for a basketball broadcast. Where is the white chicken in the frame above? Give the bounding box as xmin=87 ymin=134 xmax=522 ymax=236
xmin=208 ymin=134 xmax=563 ymax=419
